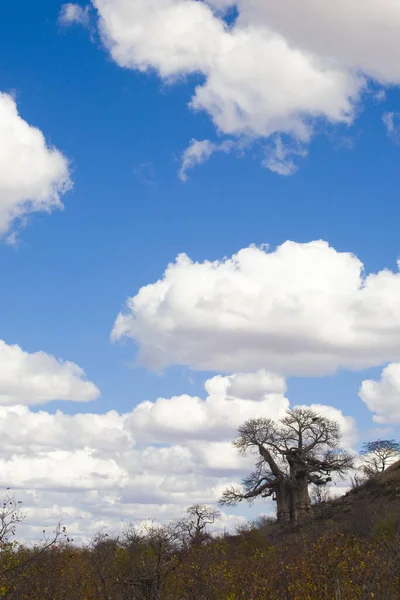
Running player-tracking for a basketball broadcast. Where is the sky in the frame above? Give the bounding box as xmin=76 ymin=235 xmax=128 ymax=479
xmin=1 ymin=0 xmax=400 ymax=541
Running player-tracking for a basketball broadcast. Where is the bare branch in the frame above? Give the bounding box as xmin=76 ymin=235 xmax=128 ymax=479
xmin=220 ymin=408 xmax=354 ymax=524
xmin=0 ymin=493 xmax=25 ymax=543
xmin=176 ymin=504 xmax=221 ymax=544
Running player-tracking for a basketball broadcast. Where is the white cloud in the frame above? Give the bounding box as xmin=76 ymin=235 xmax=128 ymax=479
xmin=0 ymin=93 xmax=71 ymax=239
xmin=59 ymin=3 xmax=90 ymax=27
xmin=91 ymin=0 xmax=362 ymax=167
xmin=0 ymin=340 xmax=99 ymax=405
xmin=205 ymin=0 xmax=236 ymax=11
xmin=179 ymin=139 xmax=233 ymax=181
xmin=374 ymin=89 xmax=387 ymax=104
xmin=230 ymin=0 xmax=400 ymax=84
xmin=263 ymin=136 xmax=307 ymax=175
xmin=179 ymin=140 xmax=217 ymax=182
xmin=84 ymin=0 xmax=400 ymax=173
xmin=127 ymin=370 xmax=290 ymax=443
xmin=359 ymin=363 xmax=400 ymax=424
xmin=0 ymin=370 xmax=356 ymax=542
xmin=382 ymin=112 xmax=400 ymax=143
xmin=0 ymin=405 xmax=129 ymax=457
xmin=86 ymin=0 xmax=400 ymax=171
xmin=113 ymin=239 xmax=400 ymax=377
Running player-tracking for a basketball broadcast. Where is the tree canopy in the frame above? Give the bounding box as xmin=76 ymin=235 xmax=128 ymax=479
xmin=360 ymin=439 xmax=400 ymax=476
xmin=220 ymin=408 xmax=354 ymax=524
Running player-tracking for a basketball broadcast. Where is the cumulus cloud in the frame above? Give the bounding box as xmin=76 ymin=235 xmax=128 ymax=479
xmin=112 ymin=239 xmax=400 ymax=376
xmin=83 ymin=0 xmax=400 ymax=172
xmin=0 ymin=370 xmax=356 ymax=541
xmin=179 ymin=139 xmax=233 ymax=181
xmin=230 ymin=0 xmax=400 ymax=84
xmin=90 ymin=0 xmax=362 ymax=169
xmin=128 ymin=370 xmax=290 ymax=443
xmin=0 ymin=340 xmax=99 ymax=405
xmin=0 ymin=93 xmax=71 ymax=239
xmin=0 ymin=405 xmax=129 ymax=457
xmin=59 ymin=3 xmax=90 ymax=27
xmin=359 ymin=363 xmax=400 ymax=424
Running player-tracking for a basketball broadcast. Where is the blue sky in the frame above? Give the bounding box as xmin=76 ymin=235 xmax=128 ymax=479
xmin=1 ymin=0 xmax=400 ymax=538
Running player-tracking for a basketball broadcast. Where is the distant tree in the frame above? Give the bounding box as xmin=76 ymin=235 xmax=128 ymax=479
xmin=89 ymin=531 xmax=119 ymax=600
xmin=119 ymin=520 xmax=184 ymax=600
xmin=235 ymin=514 xmax=276 ymax=536
xmin=177 ymin=504 xmax=221 ymax=546
xmin=360 ymin=439 xmax=400 ymax=477
xmin=0 ymin=521 xmax=69 ymax=598
xmin=220 ymin=408 xmax=354 ymax=525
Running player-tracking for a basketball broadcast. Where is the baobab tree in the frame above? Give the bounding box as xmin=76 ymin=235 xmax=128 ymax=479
xmin=219 ymin=408 xmax=354 ymax=525
xmin=360 ymin=439 xmax=400 ymax=477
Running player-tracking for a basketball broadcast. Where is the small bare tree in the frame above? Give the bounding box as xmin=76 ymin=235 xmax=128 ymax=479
xmin=360 ymin=439 xmax=400 ymax=477
xmin=119 ymin=520 xmax=184 ymax=600
xmin=0 ymin=492 xmax=25 ymax=544
xmin=89 ymin=531 xmax=118 ymax=600
xmin=177 ymin=504 xmax=220 ymax=545
xmin=220 ymin=408 xmax=353 ymax=525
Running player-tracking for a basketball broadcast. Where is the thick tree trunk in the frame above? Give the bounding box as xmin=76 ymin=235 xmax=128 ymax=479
xmin=287 ymin=452 xmax=313 ymax=523
xmin=297 ymin=474 xmax=312 ymax=518
xmin=274 ymin=479 xmax=291 ymax=525
xmin=290 ymin=475 xmax=312 ymax=523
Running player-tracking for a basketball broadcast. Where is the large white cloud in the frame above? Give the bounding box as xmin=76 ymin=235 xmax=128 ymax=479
xmin=128 ymin=370 xmax=289 ymax=443
xmin=0 ymin=406 xmax=128 ymax=457
xmin=228 ymin=0 xmax=400 ymax=84
xmin=112 ymin=240 xmax=400 ymax=376
xmin=89 ymin=0 xmax=362 ymax=175
xmin=359 ymin=363 xmax=400 ymax=424
xmin=0 ymin=340 xmax=99 ymax=405
xmin=0 ymin=370 xmax=356 ymax=541
xmin=0 ymin=93 xmax=71 ymax=238
xmin=80 ymin=0 xmax=400 ymax=175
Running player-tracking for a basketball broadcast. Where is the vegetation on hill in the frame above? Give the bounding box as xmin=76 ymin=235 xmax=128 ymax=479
xmin=0 ymin=414 xmax=399 ymax=599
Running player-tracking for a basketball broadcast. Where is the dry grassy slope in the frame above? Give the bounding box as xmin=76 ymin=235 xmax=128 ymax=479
xmin=226 ymin=463 xmax=400 ymax=546
xmin=312 ymin=460 xmax=400 ymax=535
xmin=240 ymin=462 xmax=400 ymax=544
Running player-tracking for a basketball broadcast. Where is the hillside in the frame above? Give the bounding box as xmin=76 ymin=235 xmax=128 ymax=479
xmin=1 ymin=467 xmax=400 ymax=599
xmin=239 ymin=461 xmax=400 ymax=544
xmin=314 ymin=459 xmax=400 ymax=534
